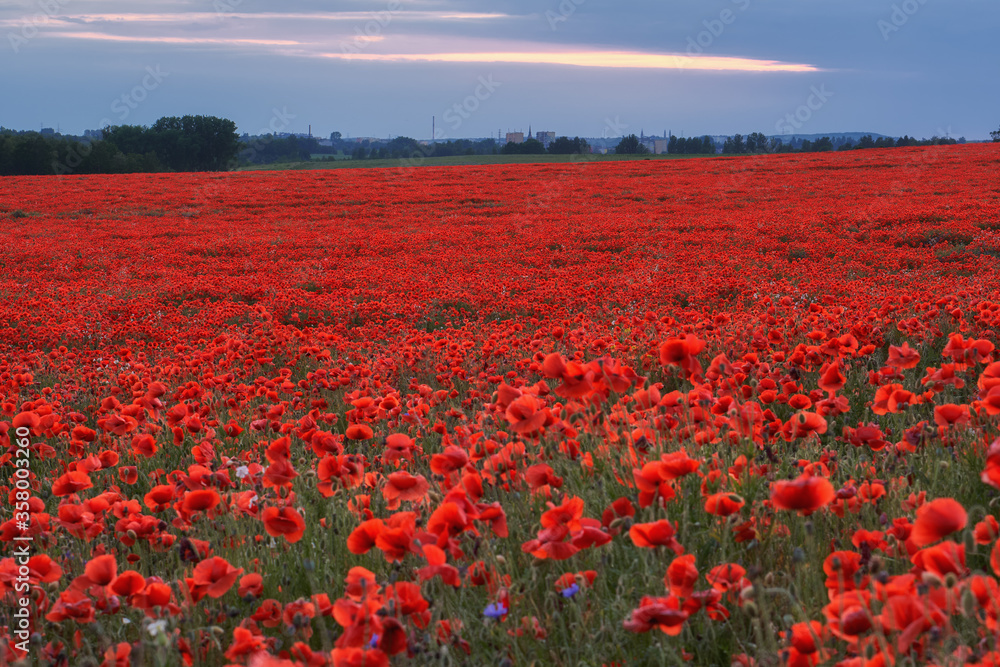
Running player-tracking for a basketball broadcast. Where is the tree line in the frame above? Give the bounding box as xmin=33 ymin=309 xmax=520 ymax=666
xmin=609 ymin=132 xmax=965 ymax=156
xmin=2 ymin=120 xmax=992 ymax=175
xmin=0 ymin=116 xmax=241 ymax=176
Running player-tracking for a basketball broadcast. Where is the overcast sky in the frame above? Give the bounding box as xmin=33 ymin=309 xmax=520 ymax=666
xmin=2 ymin=0 xmax=997 ymax=140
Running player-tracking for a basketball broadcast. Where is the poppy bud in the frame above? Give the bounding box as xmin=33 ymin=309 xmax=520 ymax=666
xmin=961 ymin=588 xmax=976 ymax=617
xmin=742 ymin=601 xmax=759 ymax=617
xmin=921 ymin=571 xmax=942 ymax=587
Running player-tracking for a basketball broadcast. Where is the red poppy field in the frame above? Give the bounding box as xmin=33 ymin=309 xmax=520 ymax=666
xmin=3 ymin=143 xmax=1000 ymax=667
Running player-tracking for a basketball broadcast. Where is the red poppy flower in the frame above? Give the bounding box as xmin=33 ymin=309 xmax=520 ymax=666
xmin=934 ymin=403 xmax=971 ymax=428
xmin=331 ymin=648 xmax=389 ymax=667
xmin=224 ymin=627 xmax=268 ymax=662
xmin=983 ymin=438 xmax=1000 ymax=490
xmin=347 ymin=519 xmax=384 ymax=555
xmin=430 ymin=447 xmax=469 ymax=476
xmin=192 ymin=556 xmax=243 ymax=598
xmin=251 ymin=598 xmax=284 ymax=628
xmin=817 ymin=360 xmax=845 ymax=394
xmin=623 ymin=595 xmax=689 ymax=635
xmin=823 ymin=551 xmax=868 ymax=596
xmin=540 ymin=496 xmax=584 ymax=531
xmin=345 ymin=424 xmax=374 ymax=440
xmin=872 ymin=383 xmax=915 ymax=415
xmin=629 ymin=520 xmax=684 ymax=554
xmin=238 ymin=572 xmax=264 ymax=598
xmin=911 ymin=498 xmax=967 ymax=546
xmin=118 ymin=466 xmax=138 ymax=485
xmin=52 ymin=470 xmax=93 ymax=496
xmin=26 ymin=554 xmax=62 ymax=583
xmin=130 ymin=433 xmax=158 ymax=458
xmin=666 ymin=554 xmax=698 ymax=598
xmin=704 ymin=492 xmax=745 ymax=517
xmin=781 ymin=411 xmax=828 ymax=440
xmin=110 ymin=570 xmax=146 ymax=597
xmin=789 ymin=620 xmax=826 ymax=655
xmin=505 ymin=393 xmax=549 ymax=436
xmin=182 ymin=489 xmax=221 ymax=513
xmin=374 ymin=512 xmax=418 ymax=562
xmin=261 ymin=506 xmax=307 ymax=543
xmin=84 ymin=554 xmax=117 ymax=586
xmin=706 ymin=563 xmax=748 ymax=594
xmin=659 ymin=335 xmax=705 ymax=380
xmin=382 ymin=471 xmax=430 ymax=507
xmin=659 ymin=451 xmax=701 ymax=479
xmin=144 ymin=484 xmax=176 ymax=511
xmin=770 ymin=474 xmax=835 ymax=515
xmin=344 ymin=567 xmax=377 ymax=600
xmin=910 ymin=541 xmax=967 ymax=578
xmin=12 ymin=411 xmax=40 ymax=431
xmin=974 ymin=516 xmax=1000 ymax=545
xmin=879 ymin=594 xmax=947 ymax=653
xmin=887 ymin=342 xmax=921 ymax=369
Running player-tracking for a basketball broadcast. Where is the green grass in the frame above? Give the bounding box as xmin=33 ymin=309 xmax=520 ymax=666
xmin=235 ymin=153 xmax=719 ymax=172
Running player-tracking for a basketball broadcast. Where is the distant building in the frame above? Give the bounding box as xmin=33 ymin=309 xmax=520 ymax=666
xmin=505 ymin=132 xmax=524 ymax=144
xmin=536 ymin=131 xmax=555 ymax=147
xmin=40 ymin=127 xmax=55 ymax=136
xmin=652 ymin=139 xmax=668 ymax=155
xmin=84 ymin=129 xmax=103 ymax=139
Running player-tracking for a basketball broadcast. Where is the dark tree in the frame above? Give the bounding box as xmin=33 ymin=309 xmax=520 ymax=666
xmin=548 ymin=136 xmax=589 ymax=154
xmin=501 ymin=138 xmax=546 ymax=155
xmin=102 ymin=115 xmax=240 ymax=171
xmin=745 ymin=132 xmax=768 ymax=154
xmin=813 ymin=136 xmax=834 ymax=152
xmin=615 ymin=134 xmax=649 ymax=155
xmin=722 ymin=134 xmax=746 ymax=154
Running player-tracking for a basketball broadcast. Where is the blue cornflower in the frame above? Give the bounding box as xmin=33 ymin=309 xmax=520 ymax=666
xmin=483 ymin=602 xmax=507 ymax=619
xmin=561 ymin=583 xmax=581 ymax=598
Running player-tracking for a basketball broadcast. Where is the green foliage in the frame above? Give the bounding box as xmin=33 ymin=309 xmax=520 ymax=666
xmin=0 ymin=115 xmax=240 ymax=175
xmin=503 ymin=138 xmax=547 ymax=155
xmin=548 ymin=136 xmax=590 ymax=154
xmin=614 ymin=134 xmax=649 ymax=155
xmin=104 ymin=115 xmax=240 ymax=171
xmin=668 ymin=135 xmax=715 ymax=154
